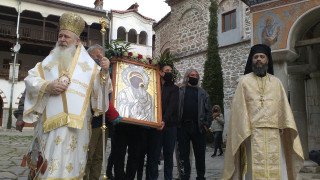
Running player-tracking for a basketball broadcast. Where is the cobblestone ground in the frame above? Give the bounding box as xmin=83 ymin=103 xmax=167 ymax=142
xmin=0 ymin=130 xmax=33 ymax=180
xmin=0 ymin=129 xmax=223 ymax=180
xmin=0 ymin=129 xmax=318 ymax=180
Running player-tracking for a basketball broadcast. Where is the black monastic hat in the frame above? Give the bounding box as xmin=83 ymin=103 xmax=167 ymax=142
xmin=244 ymin=44 xmax=274 ymax=75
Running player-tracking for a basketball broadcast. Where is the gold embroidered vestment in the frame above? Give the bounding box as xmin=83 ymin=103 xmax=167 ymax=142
xmin=223 ymin=73 xmax=304 ymax=180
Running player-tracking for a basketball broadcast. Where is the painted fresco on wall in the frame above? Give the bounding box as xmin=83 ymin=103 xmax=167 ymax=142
xmin=254 ymin=12 xmax=283 ymax=49
xmin=260 ymin=15 xmax=280 ymax=47
xmin=252 ymin=0 xmax=320 ymax=50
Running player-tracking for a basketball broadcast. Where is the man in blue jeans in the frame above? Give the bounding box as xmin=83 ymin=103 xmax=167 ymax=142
xmin=146 ymin=64 xmax=179 ymax=180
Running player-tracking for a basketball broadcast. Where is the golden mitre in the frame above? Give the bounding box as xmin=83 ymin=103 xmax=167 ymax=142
xmin=59 ymin=12 xmax=85 ymax=36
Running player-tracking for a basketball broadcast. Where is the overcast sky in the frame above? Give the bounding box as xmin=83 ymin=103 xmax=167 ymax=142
xmin=63 ymin=0 xmax=171 ymax=22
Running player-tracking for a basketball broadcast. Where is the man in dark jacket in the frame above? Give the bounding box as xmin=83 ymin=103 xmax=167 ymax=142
xmin=177 ymin=68 xmax=212 ymax=180
xmin=146 ymin=64 xmax=179 ymax=180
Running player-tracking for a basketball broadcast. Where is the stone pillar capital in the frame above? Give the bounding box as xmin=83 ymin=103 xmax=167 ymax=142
xmin=272 ymin=49 xmax=298 ymax=62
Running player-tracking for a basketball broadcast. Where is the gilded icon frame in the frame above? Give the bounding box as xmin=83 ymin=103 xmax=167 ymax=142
xmin=111 ymin=58 xmax=162 ymax=128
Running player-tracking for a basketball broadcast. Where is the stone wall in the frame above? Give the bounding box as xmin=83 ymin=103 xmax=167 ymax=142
xmin=171 ymin=1 xmax=210 ymax=58
xmin=154 ymin=15 xmax=172 ymax=56
xmin=154 ymin=0 xmax=211 ymax=79
xmin=174 ymin=52 xmax=207 ymax=82
xmin=219 ymin=41 xmax=251 ymax=110
xmin=154 ymin=0 xmax=251 ymax=119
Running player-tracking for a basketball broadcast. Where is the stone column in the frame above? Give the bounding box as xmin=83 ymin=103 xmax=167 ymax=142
xmin=125 ymin=32 xmax=128 ymax=42
xmin=137 ymin=34 xmax=140 ymax=44
xmin=289 ymin=73 xmax=309 ymax=159
xmin=307 ymin=71 xmax=320 ymax=151
xmin=273 ymin=61 xmax=288 ymax=94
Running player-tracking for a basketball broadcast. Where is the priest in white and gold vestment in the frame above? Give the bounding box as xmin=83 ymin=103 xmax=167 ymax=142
xmin=23 ymin=12 xmax=111 ymax=179
xmin=223 ymin=44 xmax=304 ymax=180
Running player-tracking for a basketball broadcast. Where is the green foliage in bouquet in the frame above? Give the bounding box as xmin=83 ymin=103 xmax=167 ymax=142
xmin=105 ymin=38 xmax=131 ymax=59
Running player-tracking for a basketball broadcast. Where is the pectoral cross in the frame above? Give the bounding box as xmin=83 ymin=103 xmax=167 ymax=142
xmin=259 ymin=95 xmax=264 ymax=107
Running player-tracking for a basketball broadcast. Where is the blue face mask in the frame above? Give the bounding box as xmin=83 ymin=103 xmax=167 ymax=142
xmin=93 ymin=59 xmax=100 ymax=65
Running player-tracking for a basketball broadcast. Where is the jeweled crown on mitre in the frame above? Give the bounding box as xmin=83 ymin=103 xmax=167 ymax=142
xmin=59 ymin=12 xmax=85 ymax=36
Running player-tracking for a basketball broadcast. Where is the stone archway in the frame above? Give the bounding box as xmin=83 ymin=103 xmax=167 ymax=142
xmin=288 ymin=7 xmax=320 ymax=157
xmin=0 ymin=89 xmax=7 ymax=127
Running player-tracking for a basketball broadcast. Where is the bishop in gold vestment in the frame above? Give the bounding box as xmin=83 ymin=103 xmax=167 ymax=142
xmin=23 ymin=13 xmax=111 ymax=179
xmin=223 ymin=44 xmax=304 ymax=180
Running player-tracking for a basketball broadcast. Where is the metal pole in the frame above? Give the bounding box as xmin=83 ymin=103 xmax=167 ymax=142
xmin=99 ymin=17 xmax=109 ymax=180
xmin=105 ymin=11 xmax=112 ymax=45
xmin=8 ymin=0 xmax=21 ymax=129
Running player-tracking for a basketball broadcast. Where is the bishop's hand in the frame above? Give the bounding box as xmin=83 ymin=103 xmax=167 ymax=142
xmin=100 ymin=57 xmax=110 ymax=71
xmin=46 ymin=81 xmax=68 ymax=95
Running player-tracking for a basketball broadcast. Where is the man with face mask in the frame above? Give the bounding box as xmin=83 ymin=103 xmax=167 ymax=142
xmin=177 ymin=69 xmax=212 ymax=180
xmin=223 ymin=44 xmax=304 ymax=180
xmin=84 ymin=44 xmax=120 ymax=180
xmin=143 ymin=64 xmax=179 ymax=180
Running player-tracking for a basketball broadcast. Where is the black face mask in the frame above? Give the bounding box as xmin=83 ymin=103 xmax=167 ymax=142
xmin=93 ymin=59 xmax=100 ymax=65
xmin=188 ymin=77 xmax=198 ymax=86
xmin=163 ymin=72 xmax=173 ymax=82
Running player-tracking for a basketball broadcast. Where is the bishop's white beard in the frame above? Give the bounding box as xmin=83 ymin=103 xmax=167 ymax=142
xmin=51 ymin=41 xmax=77 ymax=71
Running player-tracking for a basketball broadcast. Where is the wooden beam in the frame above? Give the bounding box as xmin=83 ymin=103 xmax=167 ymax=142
xmin=295 ymin=37 xmax=320 ymax=48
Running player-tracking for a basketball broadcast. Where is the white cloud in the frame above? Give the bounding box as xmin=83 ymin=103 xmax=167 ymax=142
xmin=63 ymin=0 xmax=171 ymax=21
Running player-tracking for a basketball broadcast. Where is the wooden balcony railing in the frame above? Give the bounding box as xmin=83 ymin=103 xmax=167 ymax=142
xmin=80 ymin=36 xmax=101 ymax=47
xmin=0 ymin=23 xmax=101 ymax=47
xmin=0 ymin=24 xmax=15 ymax=36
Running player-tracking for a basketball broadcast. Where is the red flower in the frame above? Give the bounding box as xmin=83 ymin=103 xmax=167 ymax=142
xmin=128 ymin=52 xmax=133 ymax=56
xmin=148 ymin=59 xmax=152 ymax=64
xmin=138 ymin=54 xmax=143 ymax=59
xmin=147 ymin=57 xmax=151 ymax=60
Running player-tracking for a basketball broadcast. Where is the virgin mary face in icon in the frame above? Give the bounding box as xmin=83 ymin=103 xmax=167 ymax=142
xmin=129 ymin=72 xmax=144 ymax=89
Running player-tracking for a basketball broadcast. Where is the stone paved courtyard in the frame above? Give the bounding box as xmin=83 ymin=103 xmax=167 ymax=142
xmin=0 ymin=129 xmax=224 ymax=180
xmin=0 ymin=128 xmax=318 ymax=180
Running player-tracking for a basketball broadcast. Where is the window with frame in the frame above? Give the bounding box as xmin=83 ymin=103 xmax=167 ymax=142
xmin=222 ymin=10 xmax=236 ymax=32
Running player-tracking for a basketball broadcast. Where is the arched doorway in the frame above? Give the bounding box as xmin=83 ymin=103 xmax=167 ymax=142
xmin=117 ymin=26 xmax=126 ymax=41
xmin=128 ymin=29 xmax=137 ymax=43
xmin=139 ymin=31 xmax=147 ymax=45
xmin=288 ymin=7 xmax=320 ymax=155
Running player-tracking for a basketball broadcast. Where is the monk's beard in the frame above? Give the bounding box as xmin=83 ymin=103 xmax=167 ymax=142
xmin=51 ymin=41 xmax=77 ymax=71
xmin=252 ymin=63 xmax=268 ymax=77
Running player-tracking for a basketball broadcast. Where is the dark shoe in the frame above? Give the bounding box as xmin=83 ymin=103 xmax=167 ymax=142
xmin=218 ymin=152 xmax=223 ymax=156
xmin=107 ymin=174 xmax=114 ymax=180
xmin=211 ymin=153 xmax=216 ymax=158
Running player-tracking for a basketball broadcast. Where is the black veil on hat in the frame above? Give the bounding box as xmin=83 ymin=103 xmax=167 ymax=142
xmin=244 ymin=44 xmax=274 ymax=75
